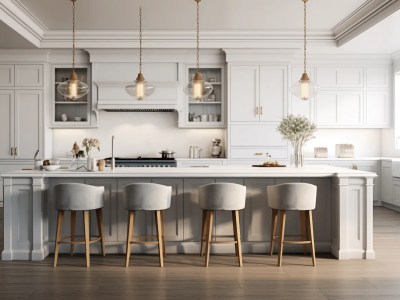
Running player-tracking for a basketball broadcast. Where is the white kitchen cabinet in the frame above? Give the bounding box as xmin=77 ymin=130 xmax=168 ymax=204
xmin=182 ymin=65 xmax=225 ymax=128
xmin=0 ymin=64 xmax=43 ymax=87
xmin=393 ymin=178 xmax=400 ymax=207
xmin=366 ymin=67 xmax=390 ymax=89
xmin=177 ymin=159 xmax=225 ymax=167
xmin=0 ymin=65 xmax=14 ymax=86
xmin=316 ymin=91 xmax=364 ymax=127
xmin=0 ymin=89 xmax=42 ymax=160
xmin=230 ymin=65 xmax=287 ymax=122
xmin=365 ymin=91 xmax=390 ymax=127
xmin=51 ymin=65 xmax=95 ymax=128
xmin=14 ymin=65 xmax=43 ymax=87
xmin=317 ymin=67 xmax=363 ymax=88
xmin=381 ymin=160 xmax=393 ymax=204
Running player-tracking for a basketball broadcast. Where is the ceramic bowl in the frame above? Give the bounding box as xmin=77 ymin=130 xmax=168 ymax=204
xmin=43 ymin=165 xmax=61 ymax=171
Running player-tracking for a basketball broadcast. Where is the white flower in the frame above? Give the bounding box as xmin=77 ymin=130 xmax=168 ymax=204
xmin=82 ymin=137 xmax=101 ymax=157
xmin=277 ymin=114 xmax=316 ymax=145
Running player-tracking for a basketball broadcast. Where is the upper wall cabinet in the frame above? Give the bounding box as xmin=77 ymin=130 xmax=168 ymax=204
xmin=366 ymin=67 xmax=390 ymax=89
xmin=316 ymin=67 xmax=363 ymax=88
xmin=230 ymin=65 xmax=287 ymax=122
xmin=0 ymin=64 xmax=43 ymax=87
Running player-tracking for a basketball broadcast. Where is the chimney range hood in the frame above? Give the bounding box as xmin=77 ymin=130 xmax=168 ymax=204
xmin=94 ymin=81 xmax=180 ymax=112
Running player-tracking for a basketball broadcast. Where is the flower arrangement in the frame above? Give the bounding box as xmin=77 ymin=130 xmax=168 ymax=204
xmin=277 ymin=115 xmax=316 ymax=167
xmin=82 ymin=138 xmax=100 ymax=157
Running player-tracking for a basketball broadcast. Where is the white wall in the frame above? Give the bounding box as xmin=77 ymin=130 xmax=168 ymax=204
xmin=52 ymin=111 xmax=225 ymax=159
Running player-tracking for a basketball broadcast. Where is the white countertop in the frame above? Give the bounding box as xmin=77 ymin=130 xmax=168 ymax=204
xmin=1 ymin=165 xmax=377 ymax=178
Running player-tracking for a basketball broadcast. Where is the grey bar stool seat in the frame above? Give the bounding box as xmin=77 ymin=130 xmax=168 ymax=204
xmin=53 ymin=183 xmax=105 ymax=267
xmin=267 ymin=182 xmax=317 ymax=267
xmin=199 ymin=183 xmax=246 ymax=267
xmin=123 ymin=183 xmax=172 ymax=267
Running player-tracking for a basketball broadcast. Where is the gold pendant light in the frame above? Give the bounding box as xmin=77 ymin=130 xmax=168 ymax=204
xmin=184 ymin=0 xmax=213 ymax=101
xmin=57 ymin=0 xmax=89 ymax=101
xmin=291 ymin=0 xmax=316 ymax=101
xmin=125 ymin=6 xmax=155 ymax=101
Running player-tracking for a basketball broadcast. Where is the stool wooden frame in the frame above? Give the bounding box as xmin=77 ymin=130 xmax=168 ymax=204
xmin=53 ymin=208 xmax=105 ymax=267
xmin=200 ymin=209 xmax=243 ymax=267
xmin=270 ymin=209 xmax=316 ymax=267
xmin=125 ymin=210 xmax=166 ymax=267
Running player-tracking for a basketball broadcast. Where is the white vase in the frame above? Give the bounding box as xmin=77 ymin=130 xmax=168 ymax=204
xmin=87 ymin=158 xmax=97 ymax=171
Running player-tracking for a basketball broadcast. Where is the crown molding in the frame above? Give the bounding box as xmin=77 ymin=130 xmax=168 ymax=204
xmin=40 ymin=29 xmax=334 ymax=49
xmin=332 ymin=0 xmax=400 ymax=47
xmin=0 ymin=0 xmax=47 ymax=47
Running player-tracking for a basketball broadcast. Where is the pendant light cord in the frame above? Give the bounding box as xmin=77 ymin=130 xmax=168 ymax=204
xmin=139 ymin=6 xmax=143 ymax=74
xmin=303 ymin=0 xmax=307 ymax=74
xmin=72 ymin=0 xmax=76 ymax=73
xmin=196 ymin=0 xmax=200 ymax=72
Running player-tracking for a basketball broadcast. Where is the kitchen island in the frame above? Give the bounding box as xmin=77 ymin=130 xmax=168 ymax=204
xmin=1 ymin=165 xmax=376 ymax=261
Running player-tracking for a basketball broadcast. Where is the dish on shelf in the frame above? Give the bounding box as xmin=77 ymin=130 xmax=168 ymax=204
xmin=43 ymin=165 xmax=61 ymax=171
xmin=73 ymin=117 xmax=83 ymax=121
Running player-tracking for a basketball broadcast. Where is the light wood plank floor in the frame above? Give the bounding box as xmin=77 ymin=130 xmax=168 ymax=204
xmin=1 ymin=207 xmax=400 ymax=299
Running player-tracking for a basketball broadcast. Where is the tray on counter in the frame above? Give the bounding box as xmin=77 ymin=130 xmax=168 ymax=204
xmin=252 ymin=164 xmax=286 ymax=167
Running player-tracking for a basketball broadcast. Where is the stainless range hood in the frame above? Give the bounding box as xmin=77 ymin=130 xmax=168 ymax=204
xmin=94 ymin=81 xmax=180 ymax=111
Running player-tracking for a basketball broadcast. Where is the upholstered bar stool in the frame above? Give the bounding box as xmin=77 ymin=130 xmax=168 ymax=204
xmin=53 ymin=183 xmax=105 ymax=267
xmin=123 ymin=183 xmax=172 ymax=267
xmin=267 ymin=182 xmax=317 ymax=267
xmin=199 ymin=183 xmax=246 ymax=267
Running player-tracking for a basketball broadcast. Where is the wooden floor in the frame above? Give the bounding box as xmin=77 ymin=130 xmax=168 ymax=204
xmin=1 ymin=207 xmax=400 ymax=299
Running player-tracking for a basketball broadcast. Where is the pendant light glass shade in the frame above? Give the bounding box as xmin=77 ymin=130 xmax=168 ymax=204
xmin=125 ymin=6 xmax=155 ymax=101
xmin=184 ymin=71 xmax=213 ymax=101
xmin=125 ymin=72 xmax=155 ymax=101
xmin=57 ymin=0 xmax=89 ymax=101
xmin=291 ymin=0 xmax=316 ymax=101
xmin=184 ymin=0 xmax=213 ymax=101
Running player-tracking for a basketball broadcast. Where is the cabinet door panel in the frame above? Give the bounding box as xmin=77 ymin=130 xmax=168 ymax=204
xmin=15 ymin=65 xmax=43 ymax=87
xmin=230 ymin=147 xmax=289 ymax=160
xmin=393 ymin=179 xmax=400 ymax=207
xmin=259 ymin=66 xmax=287 ymax=122
xmin=366 ymin=67 xmax=389 ymax=88
xmin=14 ymin=90 xmax=42 ymax=159
xmin=381 ymin=161 xmax=393 ymax=204
xmin=317 ymin=67 xmax=363 ymax=88
xmin=230 ymin=123 xmax=287 ymax=147
xmin=0 ymin=65 xmax=14 ymax=87
xmin=0 ymin=90 xmax=14 ymax=159
xmin=230 ymin=66 xmax=259 ymax=122
xmin=365 ymin=91 xmax=390 ymax=127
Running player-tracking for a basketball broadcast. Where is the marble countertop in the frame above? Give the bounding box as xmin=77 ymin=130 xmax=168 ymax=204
xmin=1 ymin=165 xmax=377 ymax=178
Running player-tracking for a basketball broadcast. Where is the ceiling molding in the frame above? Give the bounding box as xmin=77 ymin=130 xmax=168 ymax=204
xmin=332 ymin=0 xmax=400 ymax=46
xmin=0 ymin=0 xmax=47 ymax=47
xmin=40 ymin=29 xmax=334 ymax=49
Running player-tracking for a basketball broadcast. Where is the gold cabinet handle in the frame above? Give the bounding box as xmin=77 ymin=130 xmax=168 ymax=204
xmin=14 ymin=147 xmax=17 ymax=156
xmin=255 ymin=153 xmax=263 ymax=156
xmin=10 ymin=147 xmax=14 ymax=156
xmin=255 ymin=106 xmax=259 ymax=115
xmin=260 ymin=106 xmax=263 ymax=115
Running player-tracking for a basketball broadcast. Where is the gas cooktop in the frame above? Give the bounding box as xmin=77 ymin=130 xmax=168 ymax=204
xmin=104 ymin=157 xmax=176 ymax=168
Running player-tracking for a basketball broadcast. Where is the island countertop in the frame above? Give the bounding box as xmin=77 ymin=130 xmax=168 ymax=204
xmin=1 ymin=165 xmax=377 ymax=178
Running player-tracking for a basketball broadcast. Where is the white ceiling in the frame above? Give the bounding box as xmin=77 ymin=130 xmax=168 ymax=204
xmin=1 ymin=0 xmax=400 ymax=54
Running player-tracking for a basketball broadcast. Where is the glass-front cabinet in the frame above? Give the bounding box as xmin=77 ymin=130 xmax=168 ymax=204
xmin=51 ymin=64 xmax=97 ymax=128
xmin=181 ymin=65 xmax=225 ymax=128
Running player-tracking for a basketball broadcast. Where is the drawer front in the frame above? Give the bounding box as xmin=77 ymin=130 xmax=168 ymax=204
xmin=230 ymin=147 xmax=289 ymax=159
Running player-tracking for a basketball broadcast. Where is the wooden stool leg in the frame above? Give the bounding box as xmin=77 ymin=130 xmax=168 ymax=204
xmin=53 ymin=210 xmax=64 ymax=267
xmin=70 ymin=211 xmax=76 ymax=256
xmin=270 ymin=209 xmax=278 ymax=255
xmin=300 ymin=211 xmax=308 ymax=256
xmin=278 ymin=210 xmax=286 ymax=267
xmin=232 ymin=211 xmax=239 ymax=257
xmin=156 ymin=210 xmax=164 ymax=267
xmin=200 ymin=209 xmax=207 ymax=256
xmin=205 ymin=210 xmax=214 ymax=267
xmin=234 ymin=210 xmax=243 ymax=267
xmin=160 ymin=210 xmax=166 ymax=257
xmin=96 ymin=208 xmax=106 ymax=256
xmin=83 ymin=210 xmax=91 ymax=267
xmin=125 ymin=211 xmax=135 ymax=267
xmin=307 ymin=210 xmax=316 ymax=266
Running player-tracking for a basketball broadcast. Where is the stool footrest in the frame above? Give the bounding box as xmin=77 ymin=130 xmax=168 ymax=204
xmin=283 ymin=240 xmax=312 ymax=245
xmin=58 ymin=235 xmax=101 ymax=245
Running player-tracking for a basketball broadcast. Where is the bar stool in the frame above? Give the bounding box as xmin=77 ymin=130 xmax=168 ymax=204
xmin=123 ymin=183 xmax=172 ymax=267
xmin=267 ymin=182 xmax=317 ymax=267
xmin=199 ymin=183 xmax=246 ymax=267
xmin=53 ymin=183 xmax=105 ymax=267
